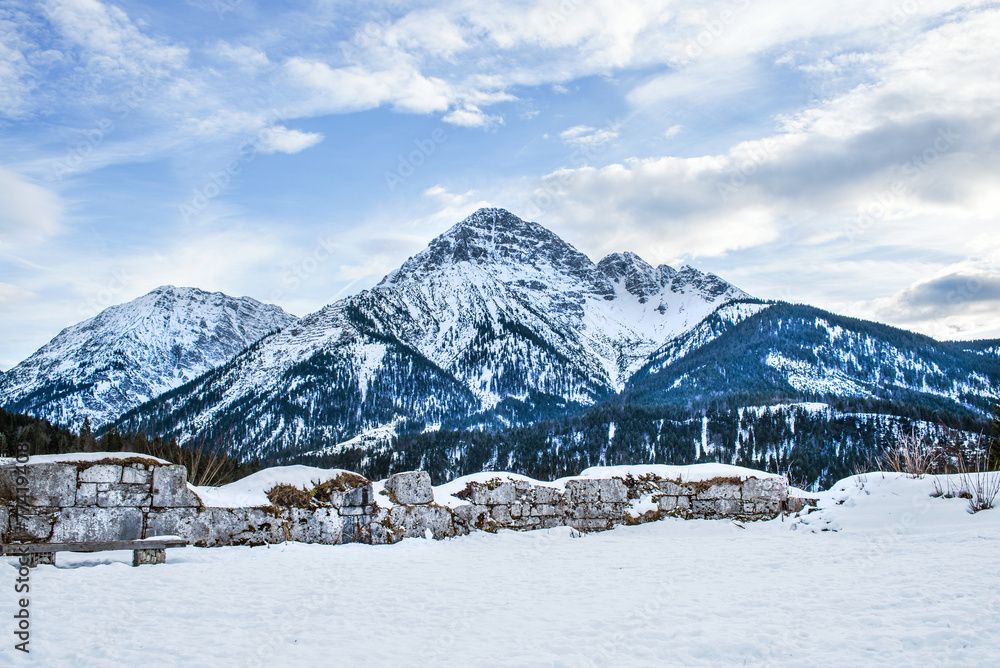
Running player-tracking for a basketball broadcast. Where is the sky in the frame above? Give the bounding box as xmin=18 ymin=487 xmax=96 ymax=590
xmin=1 ymin=0 xmax=999 ymax=371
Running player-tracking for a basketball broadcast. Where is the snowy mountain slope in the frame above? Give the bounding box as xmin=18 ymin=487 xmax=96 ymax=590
xmin=117 ymin=208 xmax=755 ymax=458
xmin=0 ymin=286 xmax=297 ymax=429
xmin=373 ymin=209 xmax=751 ymax=392
xmin=119 ymin=301 xmax=479 ymax=461
xmin=951 ymin=339 xmax=1000 ymax=359
xmin=625 ymin=302 xmax=1000 ymax=415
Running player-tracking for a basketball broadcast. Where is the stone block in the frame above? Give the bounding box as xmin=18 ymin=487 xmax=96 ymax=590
xmin=570 ymin=517 xmax=613 ymax=532
xmin=7 ymin=512 xmax=56 ymax=542
xmin=342 ymin=483 xmax=373 ymax=507
xmin=388 ymin=504 xmax=454 ymax=539
xmin=385 ymin=471 xmax=434 ymax=505
xmin=691 ymin=500 xmax=718 ymax=517
xmin=658 ymin=496 xmax=678 ymax=512
xmin=598 ymin=478 xmax=629 ymax=503
xmin=528 ymin=503 xmax=560 ymax=517
xmin=26 ymin=464 xmax=77 ymax=507
xmin=714 ymin=499 xmax=742 ymax=515
xmin=76 ymin=482 xmax=98 ymax=506
xmin=696 ymin=482 xmax=742 ymax=500
xmin=98 ymin=483 xmax=151 ymax=507
xmin=51 ymin=507 xmax=143 ymax=542
xmin=285 ymin=507 xmax=346 ymax=544
xmin=531 ymin=486 xmax=562 ymax=504
xmin=490 ymin=505 xmax=512 ymax=525
xmin=152 ymin=466 xmax=201 ymax=507
xmin=79 ymin=465 xmax=122 ymax=484
xmin=572 ymin=502 xmax=624 ymax=521
xmin=659 ymin=480 xmax=696 ymax=496
xmin=743 ymin=476 xmax=787 ymax=500
xmin=121 ymin=466 xmax=152 ymax=484
xmin=565 ymin=479 xmax=600 ymax=504
xmin=452 ymin=504 xmax=489 ymax=531
xmin=148 ymin=507 xmax=284 ymax=547
xmin=469 ymin=481 xmax=516 ymax=505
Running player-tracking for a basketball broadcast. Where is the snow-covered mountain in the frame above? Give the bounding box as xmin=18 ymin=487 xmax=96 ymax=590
xmin=0 ymin=286 xmax=297 ymax=429
xmin=117 ymin=208 xmax=758 ymax=459
xmin=626 ymin=303 xmax=1000 ymax=415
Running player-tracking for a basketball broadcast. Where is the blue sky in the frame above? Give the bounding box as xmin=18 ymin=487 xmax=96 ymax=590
xmin=2 ymin=0 xmax=999 ymax=370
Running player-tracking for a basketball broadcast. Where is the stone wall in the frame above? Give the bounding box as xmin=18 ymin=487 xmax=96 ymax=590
xmin=1 ymin=458 xmax=200 ymax=544
xmin=2 ymin=460 xmax=799 ymax=549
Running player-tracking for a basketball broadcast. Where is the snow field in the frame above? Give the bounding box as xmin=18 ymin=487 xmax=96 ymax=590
xmin=2 ymin=472 xmax=999 ymax=666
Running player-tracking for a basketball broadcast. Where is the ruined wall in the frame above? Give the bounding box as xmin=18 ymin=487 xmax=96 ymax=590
xmin=1 ymin=459 xmax=200 ymax=544
xmin=2 ymin=460 xmax=797 ymax=549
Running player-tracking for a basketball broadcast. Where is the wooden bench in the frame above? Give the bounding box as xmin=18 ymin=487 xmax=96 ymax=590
xmin=2 ymin=538 xmax=188 ymax=567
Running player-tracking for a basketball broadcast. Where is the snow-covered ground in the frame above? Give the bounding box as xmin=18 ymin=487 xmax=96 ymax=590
xmin=4 ymin=472 xmax=1000 ymax=666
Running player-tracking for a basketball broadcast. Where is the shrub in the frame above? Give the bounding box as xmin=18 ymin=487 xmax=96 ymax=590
xmin=266 ymin=484 xmax=316 ymax=509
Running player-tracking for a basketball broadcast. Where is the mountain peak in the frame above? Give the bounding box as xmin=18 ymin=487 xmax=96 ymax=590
xmin=380 ymin=208 xmax=613 ymax=297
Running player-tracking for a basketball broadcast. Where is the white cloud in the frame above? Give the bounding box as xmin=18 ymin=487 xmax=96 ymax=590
xmin=558 ymin=125 xmax=619 ymax=147
xmin=663 ymin=124 xmax=684 ymax=138
xmin=0 ymin=168 xmax=62 ymax=243
xmin=256 ymin=125 xmax=324 ymax=154
xmin=0 ymin=282 xmax=34 ymax=308
xmin=43 ymin=0 xmax=187 ymax=73
xmin=442 ymin=106 xmax=502 ymax=129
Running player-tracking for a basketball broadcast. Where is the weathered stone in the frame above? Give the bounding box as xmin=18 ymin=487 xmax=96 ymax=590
xmin=528 ymin=503 xmax=560 ymax=517
xmin=8 ymin=512 xmax=56 ymax=542
xmin=152 ymin=465 xmax=201 ymax=507
xmin=570 ymin=517 xmax=613 ymax=532
xmin=26 ymin=464 xmax=77 ymax=507
xmin=509 ymin=503 xmax=525 ymax=519
xmin=452 ymin=504 xmax=489 ymax=532
xmin=148 ymin=507 xmax=283 ymax=547
xmin=658 ymin=496 xmax=678 ymax=512
xmin=714 ymin=499 xmax=742 ymax=515
xmin=388 ymin=504 xmax=454 ymax=539
xmin=284 ymin=507 xmax=346 ymax=544
xmin=469 ymin=480 xmax=517 ymax=505
xmin=490 ymin=504 xmax=512 ymax=524
xmin=79 ymin=465 xmax=122 ymax=484
xmin=532 ymin=486 xmax=562 ymax=504
xmin=696 ymin=482 xmax=741 ymax=500
xmin=121 ymin=466 xmax=152 ymax=484
xmin=658 ymin=480 xmax=696 ymax=496
xmin=341 ymin=483 xmax=373 ymax=507
xmin=565 ymin=479 xmax=600 ymax=504
xmin=50 ymin=507 xmax=143 ymax=542
xmin=76 ymin=482 xmax=98 ymax=506
xmin=598 ymin=478 xmax=629 ymax=503
xmin=385 ymin=471 xmax=434 ymax=505
xmin=0 ymin=467 xmax=16 ymax=505
xmin=98 ymin=483 xmax=151 ymax=507
xmin=691 ymin=500 xmax=718 ymax=517
xmin=572 ymin=502 xmax=624 ymax=521
xmin=743 ymin=476 xmax=787 ymax=499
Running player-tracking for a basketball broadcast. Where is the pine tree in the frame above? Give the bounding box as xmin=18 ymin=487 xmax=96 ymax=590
xmin=80 ymin=417 xmax=97 ymax=452
xmin=989 ymin=400 xmax=1000 ymax=471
